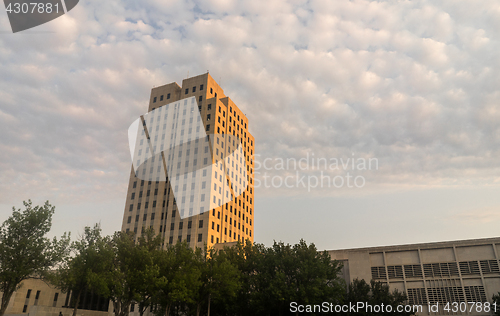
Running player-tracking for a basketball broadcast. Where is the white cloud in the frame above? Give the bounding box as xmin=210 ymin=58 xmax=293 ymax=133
xmin=0 ymin=0 xmax=499 ymax=210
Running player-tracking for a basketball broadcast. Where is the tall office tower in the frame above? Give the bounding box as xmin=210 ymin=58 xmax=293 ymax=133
xmin=121 ymin=73 xmax=255 ymax=250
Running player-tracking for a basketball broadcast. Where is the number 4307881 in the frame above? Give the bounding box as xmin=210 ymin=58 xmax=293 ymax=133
xmin=5 ymin=3 xmax=59 ymax=14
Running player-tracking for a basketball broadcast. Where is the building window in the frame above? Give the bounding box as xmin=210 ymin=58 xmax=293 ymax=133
xmin=133 ymin=181 xmax=137 ymax=188
xmin=160 ymin=95 xmax=164 ymax=101
xmin=187 ymin=234 xmax=191 ymax=242
xmin=153 ymin=97 xmax=157 ymax=103
xmin=129 ymin=204 xmax=133 ymax=212
xmin=207 ymin=114 xmax=211 ymax=121
xmin=188 ymin=221 xmax=192 ymax=229
xmin=198 ymin=234 xmax=203 ymax=242
xmin=170 ymin=223 xmax=175 ymax=230
xmin=169 ymin=236 xmax=173 ymax=244
xmin=26 ymin=289 xmax=32 ymax=298
xmin=152 ymin=201 xmax=156 ymax=208
xmin=151 ymin=213 xmax=155 ymax=220
xmin=215 ymin=92 xmax=217 ymax=98
xmin=127 ymin=216 xmax=131 ymax=224
xmin=192 ymin=86 xmax=196 ymax=92
xmin=211 ymin=235 xmax=214 ymax=243
xmin=179 ymin=222 xmax=183 ymax=230
xmin=206 ymin=124 xmax=210 ymax=131
xmin=208 ymin=104 xmax=211 ymax=110
xmin=212 ymin=222 xmax=215 ymax=230
xmin=53 ymin=293 xmax=58 ymax=307
xmin=172 ymin=210 xmax=176 ymax=217
xmin=131 ymin=192 xmax=135 ymax=200
xmin=199 ymin=220 xmax=203 ymax=228
xmin=210 ymin=87 xmax=213 ymax=94
xmin=200 ymin=84 xmax=204 ymax=90
xmin=167 ymin=93 xmax=171 ymax=99
xmin=135 ymin=215 xmax=139 ymax=222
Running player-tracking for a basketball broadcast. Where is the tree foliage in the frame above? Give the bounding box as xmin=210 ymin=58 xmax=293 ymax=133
xmin=50 ymin=224 xmax=110 ymax=316
xmin=344 ymin=278 xmax=415 ymax=316
xmin=0 ymin=201 xmax=70 ymax=316
xmin=492 ymin=293 xmax=500 ymax=316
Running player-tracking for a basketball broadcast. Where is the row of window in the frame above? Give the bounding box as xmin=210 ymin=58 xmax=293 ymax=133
xmin=185 ymin=84 xmax=204 ymax=94
xmin=23 ymin=289 xmax=59 ymax=312
xmin=168 ymin=234 xmax=202 ymax=244
xmin=153 ymin=93 xmax=171 ymax=103
xmin=210 ymin=234 xmax=250 ymax=244
xmin=407 ymin=285 xmax=487 ymax=305
xmin=371 ymin=260 xmax=500 ymax=279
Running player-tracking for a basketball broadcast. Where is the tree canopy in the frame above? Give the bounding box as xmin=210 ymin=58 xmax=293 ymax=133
xmin=0 ymin=201 xmax=70 ymax=316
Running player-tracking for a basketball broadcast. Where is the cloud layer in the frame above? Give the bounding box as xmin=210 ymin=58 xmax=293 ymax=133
xmin=0 ymin=0 xmax=499 ymax=239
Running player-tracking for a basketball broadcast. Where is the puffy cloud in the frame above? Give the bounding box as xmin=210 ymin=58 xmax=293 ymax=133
xmin=0 ymin=0 xmax=499 ymax=223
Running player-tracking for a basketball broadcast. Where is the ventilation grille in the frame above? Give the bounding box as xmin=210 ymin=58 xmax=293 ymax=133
xmin=427 ymin=286 xmax=464 ymax=304
xmin=407 ymin=286 xmax=487 ymax=305
xmin=423 ymin=262 xmax=459 ymax=278
xmin=404 ymin=265 xmax=423 ymax=278
xmin=465 ymin=286 xmax=487 ymax=302
xmin=371 ymin=266 xmax=386 ymax=279
xmin=480 ymin=260 xmax=500 ymax=274
xmin=407 ymin=288 xmax=427 ymax=305
xmin=459 ymin=261 xmax=480 ymax=275
xmin=387 ymin=265 xmax=404 ymax=279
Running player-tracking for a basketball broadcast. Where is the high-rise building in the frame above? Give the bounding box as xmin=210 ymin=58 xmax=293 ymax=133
xmin=121 ymin=73 xmax=255 ymax=249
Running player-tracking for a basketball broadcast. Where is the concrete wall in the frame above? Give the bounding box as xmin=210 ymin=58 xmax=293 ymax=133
xmin=328 ymin=237 xmax=500 ymax=316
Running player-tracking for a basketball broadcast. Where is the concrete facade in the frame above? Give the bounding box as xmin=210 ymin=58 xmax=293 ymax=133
xmin=1 ymin=278 xmax=110 ymax=316
xmin=329 ymin=237 xmax=500 ymax=315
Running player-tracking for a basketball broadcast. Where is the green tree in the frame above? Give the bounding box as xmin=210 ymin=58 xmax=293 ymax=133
xmin=193 ymin=246 xmax=241 ymax=316
xmin=93 ymin=230 xmax=165 ymax=316
xmin=50 ymin=224 xmax=110 ymax=316
xmin=0 ymin=201 xmax=70 ymax=316
xmin=223 ymin=240 xmax=343 ymax=316
xmin=345 ymin=279 xmax=414 ymax=316
xmin=492 ymin=293 xmax=500 ymax=316
xmin=133 ymin=229 xmax=165 ymax=316
xmin=154 ymin=242 xmax=202 ymax=316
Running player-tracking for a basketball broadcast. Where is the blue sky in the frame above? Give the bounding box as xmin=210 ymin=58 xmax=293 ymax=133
xmin=0 ymin=0 xmax=499 ymax=250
